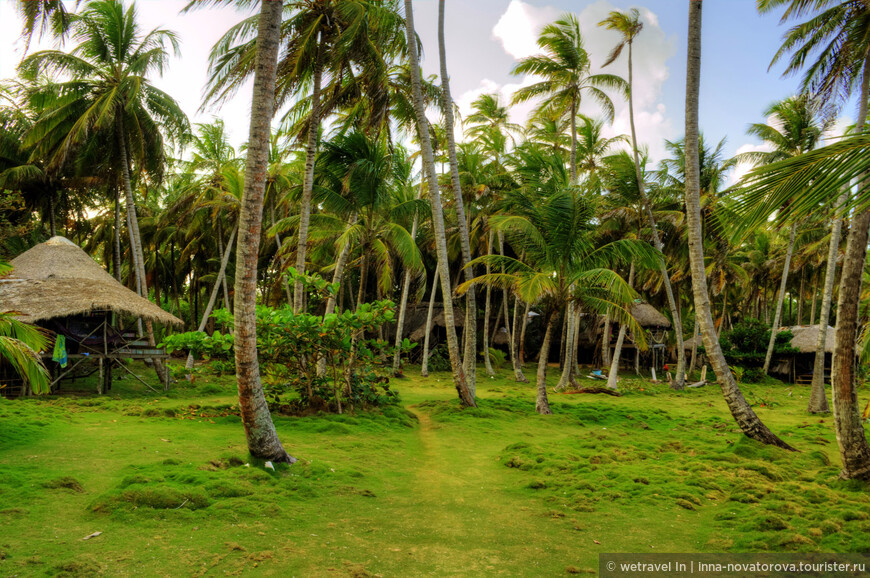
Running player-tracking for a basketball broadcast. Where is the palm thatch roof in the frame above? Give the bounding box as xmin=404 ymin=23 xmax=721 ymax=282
xmin=0 ymin=236 xmax=183 ymax=326
xmin=405 ymin=303 xmax=466 ymax=343
xmin=624 ymin=303 xmax=670 ymax=328
xmin=780 ymin=325 xmax=835 ymax=354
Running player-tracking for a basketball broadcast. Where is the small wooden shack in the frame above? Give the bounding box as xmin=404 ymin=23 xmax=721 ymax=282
xmin=769 ymin=325 xmax=835 ymax=384
xmin=0 ymin=236 xmax=183 ymax=396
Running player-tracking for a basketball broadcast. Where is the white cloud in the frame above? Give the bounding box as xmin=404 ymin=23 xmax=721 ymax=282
xmin=728 ymin=142 xmax=774 ymax=187
xmin=492 ymin=1 xmax=559 ymax=60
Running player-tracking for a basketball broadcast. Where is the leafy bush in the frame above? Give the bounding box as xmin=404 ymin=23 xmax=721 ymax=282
xmin=427 ymin=343 xmax=451 ymax=372
xmin=162 ymin=268 xmax=412 ymax=413
xmin=717 ymin=319 xmax=798 ymax=367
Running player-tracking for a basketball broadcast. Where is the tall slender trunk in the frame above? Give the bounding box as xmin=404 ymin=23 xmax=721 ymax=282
xmin=602 ymin=313 xmax=612 ymax=367
xmin=393 ymin=187 xmax=423 ymax=375
xmin=535 ymin=311 xmax=556 ymax=415
xmin=498 ymin=231 xmax=526 ymax=382
xmin=828 ymin=56 xmax=870 ymax=478
xmin=763 ymin=222 xmax=797 ymax=374
xmin=293 ymin=34 xmax=325 ymax=313
xmin=810 ymin=197 xmax=845 ymax=413
xmin=717 ymin=291 xmax=728 ymax=338
xmin=113 ymin=186 xmax=122 ymax=284
xmin=683 ymin=0 xmax=792 ymax=450
xmin=624 ymin=39 xmax=686 ymax=390
xmin=270 ymin=200 xmax=292 ymax=305
xmin=810 ymin=273 xmax=818 ymax=326
xmin=482 ymin=231 xmax=495 ymax=376
xmin=233 ymin=0 xmax=294 ymax=463
xmin=187 ymin=225 xmax=237 ymax=371
xmin=317 ymin=217 xmax=356 ymax=377
xmin=421 ymin=266 xmax=440 ymax=377
xmin=569 ymin=95 xmax=577 ymax=183
xmin=689 ymin=315 xmax=699 ymax=376
xmin=405 ymin=0 xmax=474 ymax=406
xmin=48 ymin=192 xmax=56 ymax=237
xmin=116 ymin=115 xmax=165 ymax=383
xmin=797 ymin=270 xmax=804 ymax=324
xmin=519 ymin=301 xmax=530 ymax=365
xmin=607 ymin=262 xmax=635 ymax=390
xmin=439 ymin=0 xmax=477 ymax=393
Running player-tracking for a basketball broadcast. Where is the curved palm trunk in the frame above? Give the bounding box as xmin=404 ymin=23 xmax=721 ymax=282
xmin=482 ymin=231 xmax=495 ymax=376
xmin=421 ymin=266 xmax=439 ymax=377
xmin=601 ymin=313 xmax=612 ymax=367
xmin=829 ymin=58 xmax=870 ymax=479
xmin=233 ymin=0 xmax=294 ymax=463
xmin=809 ymin=198 xmax=844 ymax=413
xmin=625 ymin=40 xmax=686 ymax=390
xmin=186 ymin=225 xmax=237 ymax=371
xmin=684 ymin=0 xmax=792 ymax=450
xmin=405 ymin=0 xmax=474 ymax=407
xmin=607 ymin=262 xmax=635 ymax=390
xmin=689 ymin=315 xmax=699 ymax=376
xmin=519 ymin=301 xmax=530 ymax=365
xmin=762 ymin=222 xmax=796 ymax=374
xmin=293 ymin=35 xmax=325 ymax=313
xmin=439 ymin=0 xmax=477 ymax=394
xmin=535 ymin=311 xmax=556 ymax=415
xmin=116 ymin=117 xmax=166 ymax=385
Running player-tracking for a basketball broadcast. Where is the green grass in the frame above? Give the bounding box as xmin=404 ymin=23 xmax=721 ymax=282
xmin=1 ymin=361 xmax=869 ymax=576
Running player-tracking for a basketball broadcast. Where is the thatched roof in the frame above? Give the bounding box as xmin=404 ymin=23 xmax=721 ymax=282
xmin=780 ymin=325 xmax=835 ymax=354
xmin=404 ymin=303 xmax=465 ymax=343
xmin=683 ymin=334 xmax=703 ymax=350
xmin=630 ymin=303 xmax=671 ymax=328
xmin=0 ymin=237 xmax=183 ymax=326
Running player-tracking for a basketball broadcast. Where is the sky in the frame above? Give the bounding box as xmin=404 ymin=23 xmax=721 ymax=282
xmin=0 ymin=0 xmax=857 ymax=182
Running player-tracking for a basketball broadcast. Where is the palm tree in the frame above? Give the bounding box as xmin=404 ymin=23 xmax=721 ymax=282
xmin=460 ymin=188 xmax=654 ymax=414
xmin=403 ymin=0 xmax=475 ymax=407
xmin=683 ymin=0 xmax=793 ymax=450
xmin=232 ymin=0 xmax=294 ymax=463
xmin=15 ymin=0 xmax=72 ymax=52
xmin=599 ymin=7 xmax=687 ymax=389
xmin=20 ymin=0 xmax=189 ymax=382
xmin=511 ymin=14 xmax=627 ymax=183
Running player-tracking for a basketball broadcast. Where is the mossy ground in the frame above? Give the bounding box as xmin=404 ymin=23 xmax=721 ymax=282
xmin=0 ymin=361 xmax=868 ymax=576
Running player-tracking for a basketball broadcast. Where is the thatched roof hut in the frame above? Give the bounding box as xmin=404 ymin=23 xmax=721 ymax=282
xmin=0 ymin=236 xmax=182 ymax=326
xmin=630 ymin=303 xmax=671 ymax=328
xmin=780 ymin=325 xmax=835 ymax=353
xmin=405 ymin=303 xmax=466 ymax=342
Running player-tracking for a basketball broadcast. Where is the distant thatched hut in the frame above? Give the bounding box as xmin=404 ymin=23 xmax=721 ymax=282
xmin=769 ymin=325 xmax=835 ymax=384
xmin=599 ymin=302 xmax=672 ymax=371
xmin=405 ymin=303 xmax=465 ymax=344
xmin=0 ymin=237 xmax=183 ymax=396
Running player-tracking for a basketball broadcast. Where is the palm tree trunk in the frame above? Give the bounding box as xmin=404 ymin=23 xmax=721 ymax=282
xmin=797 ymin=270 xmax=804 ymax=324
xmin=270 ymin=200 xmax=292 ymax=305
xmin=556 ymin=300 xmax=576 ymax=391
xmin=293 ymin=34 xmax=325 ymax=313
xmin=810 ymin=273 xmax=818 ymax=325
xmin=421 ymin=266 xmax=440 ymax=378
xmin=689 ymin=315 xmax=698 ymax=376
xmin=607 ymin=262 xmax=635 ymax=390
xmin=519 ymin=301 xmax=530 ymax=365
xmin=439 ymin=0 xmax=477 ymax=394
xmin=809 ymin=197 xmax=845 ymax=413
xmin=113 ymin=186 xmax=122 ymax=283
xmin=186 ymin=225 xmax=237 ymax=371
xmin=392 ymin=203 xmax=420 ymax=375
xmin=497 ymin=231 xmax=526 ymax=382
xmin=763 ymin=222 xmax=797 ymax=374
xmin=482 ymin=231 xmax=495 ymax=376
xmin=683 ymin=0 xmax=792 ymax=450
xmin=717 ymin=291 xmax=728 ymax=338
xmin=405 ymin=0 xmax=474 ymax=406
xmin=116 ymin=116 xmax=166 ymax=384
xmin=602 ymin=313 xmax=612 ymax=367
xmin=535 ymin=311 xmax=556 ymax=415
xmin=569 ymin=95 xmax=577 ymax=183
xmin=828 ymin=56 xmax=870 ymax=478
xmin=626 ymin=39 xmax=687 ymax=390
xmin=232 ymin=0 xmax=294 ymax=463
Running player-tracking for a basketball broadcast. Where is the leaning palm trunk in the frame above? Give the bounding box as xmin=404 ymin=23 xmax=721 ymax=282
xmin=439 ymin=0 xmax=477 ymax=393
xmin=830 ymin=58 xmax=870 ymax=479
xmin=421 ymin=266 xmax=439 ymax=378
xmin=762 ymin=222 xmax=797 ymax=375
xmin=606 ymin=262 xmax=635 ymax=390
xmin=293 ymin=36 xmax=325 ymax=313
xmin=519 ymin=301 xmax=530 ymax=365
xmin=555 ymin=300 xmax=577 ymax=391
xmin=186 ymin=225 xmax=237 ymax=371
xmin=689 ymin=316 xmax=699 ymax=376
xmin=683 ymin=0 xmax=792 ymax=450
xmin=405 ymin=0 xmax=475 ymax=406
xmin=624 ymin=38 xmax=686 ymax=389
xmin=601 ymin=313 xmax=612 ymax=366
xmin=116 ymin=117 xmax=167 ymax=385
xmin=808 ymin=193 xmax=845 ymax=413
xmin=535 ymin=311 xmax=556 ymax=415
xmin=482 ymin=231 xmax=495 ymax=376
xmin=233 ymin=0 xmax=294 ymax=463
xmin=392 ymin=201 xmax=421 ymax=375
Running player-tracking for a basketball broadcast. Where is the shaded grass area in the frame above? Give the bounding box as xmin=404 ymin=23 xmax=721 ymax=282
xmin=0 ymin=360 xmax=868 ymax=575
